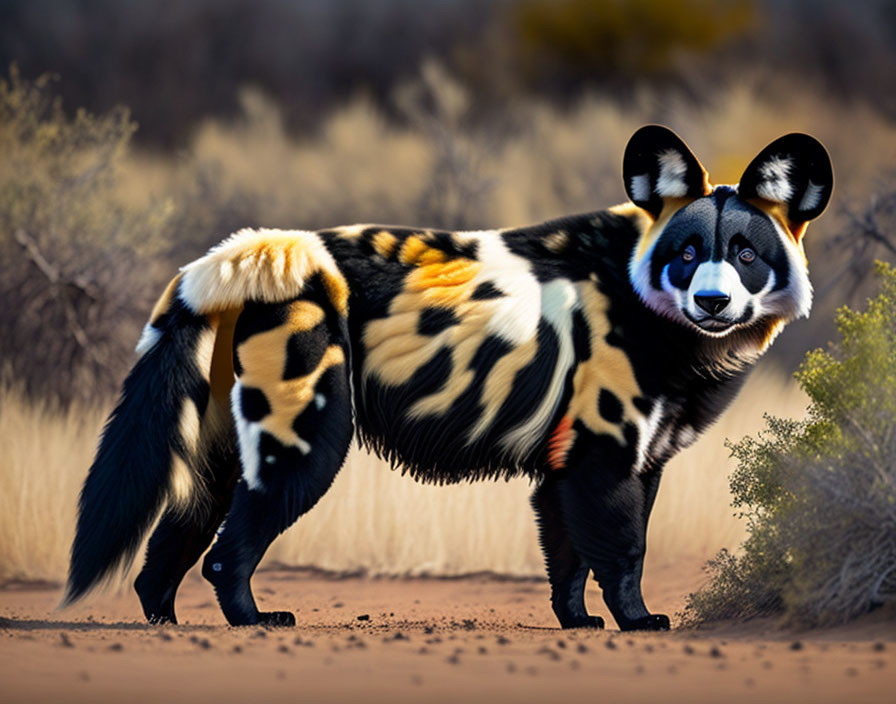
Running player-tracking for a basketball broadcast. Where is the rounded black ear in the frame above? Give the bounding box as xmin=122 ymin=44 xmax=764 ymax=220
xmin=738 ymin=134 xmax=833 ymax=223
xmin=623 ymin=125 xmax=710 ymax=218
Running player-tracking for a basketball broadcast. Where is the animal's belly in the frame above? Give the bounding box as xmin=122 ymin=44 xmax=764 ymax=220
xmin=351 ymin=265 xmax=585 ymax=480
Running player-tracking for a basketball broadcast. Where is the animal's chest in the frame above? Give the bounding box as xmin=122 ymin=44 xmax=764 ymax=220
xmin=539 ymin=282 xmax=671 ymax=474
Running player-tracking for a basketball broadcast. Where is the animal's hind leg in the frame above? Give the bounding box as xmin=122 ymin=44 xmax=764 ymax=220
xmin=134 ymin=443 xmax=240 ymax=624
xmin=531 ymin=479 xmax=604 ymax=629
xmin=202 ymin=367 xmax=351 ymax=626
xmin=202 ymin=297 xmax=352 ymax=627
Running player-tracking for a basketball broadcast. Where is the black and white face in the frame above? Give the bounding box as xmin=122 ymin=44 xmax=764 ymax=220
xmin=634 ymin=188 xmax=812 ymax=336
xmin=622 ymin=126 xmax=832 ymax=338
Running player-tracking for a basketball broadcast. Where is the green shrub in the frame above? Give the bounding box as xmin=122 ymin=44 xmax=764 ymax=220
xmin=0 ymin=66 xmax=171 ymax=405
xmin=684 ymin=262 xmax=896 ymax=627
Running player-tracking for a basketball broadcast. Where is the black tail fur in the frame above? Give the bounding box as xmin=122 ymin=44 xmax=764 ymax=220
xmin=62 ymin=299 xmax=212 ymax=605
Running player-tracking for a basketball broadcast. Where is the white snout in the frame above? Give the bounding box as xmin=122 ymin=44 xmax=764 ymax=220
xmin=686 ymin=262 xmax=749 ymax=322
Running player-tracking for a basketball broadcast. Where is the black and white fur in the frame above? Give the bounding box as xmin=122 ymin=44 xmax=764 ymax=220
xmin=63 ymin=126 xmax=832 ymax=631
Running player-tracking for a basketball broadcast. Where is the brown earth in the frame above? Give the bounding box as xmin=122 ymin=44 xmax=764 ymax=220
xmin=2 ymin=560 xmax=894 ymax=704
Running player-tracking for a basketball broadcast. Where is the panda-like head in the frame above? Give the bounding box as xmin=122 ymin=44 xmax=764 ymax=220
xmin=624 ymin=125 xmax=833 ymax=337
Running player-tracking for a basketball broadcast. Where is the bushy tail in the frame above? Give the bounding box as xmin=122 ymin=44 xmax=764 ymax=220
xmin=62 ymin=275 xmax=228 ymax=606
xmin=63 ymin=227 xmax=348 ymax=605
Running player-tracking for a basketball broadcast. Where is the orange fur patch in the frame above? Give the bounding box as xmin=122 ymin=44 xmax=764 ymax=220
xmin=399 ymin=235 xmax=446 ymax=266
xmin=236 ymin=301 xmax=344 ymax=448
xmin=632 ymin=196 xmax=696 ymax=260
xmin=149 ymin=273 xmax=183 ymax=326
xmin=321 ymin=269 xmax=350 ymax=316
xmin=547 ymin=415 xmax=574 ymax=471
xmin=371 ymin=230 xmax=398 ymax=258
xmin=746 ymin=199 xmax=808 ymax=245
xmin=405 ymin=259 xmax=482 ymax=308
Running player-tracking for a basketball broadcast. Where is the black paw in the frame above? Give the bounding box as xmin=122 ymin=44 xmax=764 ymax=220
xmin=560 ymin=615 xmax=605 ymax=629
xmin=620 ymin=614 xmax=670 ymax=632
xmin=135 ymin=574 xmax=177 ymax=625
xmin=257 ymin=611 xmax=296 ymax=627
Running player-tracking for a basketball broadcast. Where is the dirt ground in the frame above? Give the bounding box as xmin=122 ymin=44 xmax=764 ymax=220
xmin=2 ymin=560 xmax=894 ymax=704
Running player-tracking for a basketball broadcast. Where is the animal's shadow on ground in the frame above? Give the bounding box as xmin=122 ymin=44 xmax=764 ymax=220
xmin=0 ymin=616 xmax=218 ymax=633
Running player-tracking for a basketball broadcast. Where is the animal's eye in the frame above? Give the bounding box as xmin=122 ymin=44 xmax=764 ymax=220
xmin=682 ymin=245 xmax=696 ymax=263
xmin=738 ymin=248 xmax=756 ymax=264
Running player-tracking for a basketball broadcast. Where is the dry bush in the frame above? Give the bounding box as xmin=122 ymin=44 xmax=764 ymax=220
xmin=821 ymin=179 xmax=896 ymax=303
xmin=0 ymin=67 xmax=171 ymax=405
xmin=0 ymin=370 xmax=805 ymax=584
xmin=684 ymin=263 xmax=896 ymax=627
xmin=394 ymin=61 xmax=496 ymax=229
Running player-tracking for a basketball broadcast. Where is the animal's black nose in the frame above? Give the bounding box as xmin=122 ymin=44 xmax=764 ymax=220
xmin=694 ymin=291 xmax=730 ymax=316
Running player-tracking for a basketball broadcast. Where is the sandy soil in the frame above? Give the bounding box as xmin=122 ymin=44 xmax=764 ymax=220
xmin=2 ymin=561 xmax=894 ymax=704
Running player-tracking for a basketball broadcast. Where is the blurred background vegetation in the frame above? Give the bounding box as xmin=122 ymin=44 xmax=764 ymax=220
xmin=3 ymin=0 xmax=894 ymax=148
xmin=0 ymin=0 xmax=893 ymax=404
xmin=0 ymin=0 xmax=894 ymax=592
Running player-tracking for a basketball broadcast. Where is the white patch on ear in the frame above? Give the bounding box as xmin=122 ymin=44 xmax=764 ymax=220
xmin=656 ymin=149 xmax=689 ymax=197
xmin=630 ymin=174 xmax=651 ymax=202
xmin=798 ymin=180 xmax=824 ymax=212
xmin=135 ymin=324 xmax=161 ymax=356
xmin=756 ymin=156 xmax=794 ymax=203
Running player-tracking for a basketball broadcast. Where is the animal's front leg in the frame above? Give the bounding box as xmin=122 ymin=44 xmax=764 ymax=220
xmin=531 ymin=479 xmax=604 ymax=629
xmin=557 ymin=457 xmax=669 ymax=631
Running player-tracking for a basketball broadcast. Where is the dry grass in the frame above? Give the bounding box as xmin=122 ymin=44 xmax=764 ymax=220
xmin=0 ymin=391 xmax=101 ymax=583
xmin=3 ymin=68 xmax=885 ymax=588
xmin=0 ymin=365 xmax=807 ymax=584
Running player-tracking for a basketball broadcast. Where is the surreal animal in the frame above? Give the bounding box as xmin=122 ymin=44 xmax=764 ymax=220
xmin=63 ymin=126 xmax=832 ymax=631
